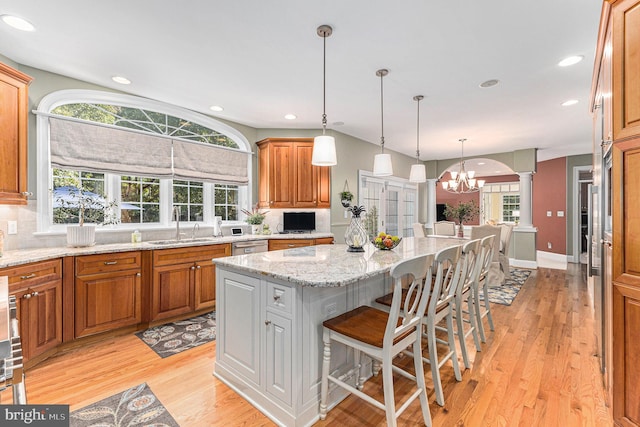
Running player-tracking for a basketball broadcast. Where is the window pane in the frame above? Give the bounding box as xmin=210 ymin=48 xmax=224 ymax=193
xmin=213 ymin=184 xmax=239 ymax=221
xmin=120 ymin=175 xmax=160 ymax=224
xmin=52 ymin=168 xmax=107 ymax=225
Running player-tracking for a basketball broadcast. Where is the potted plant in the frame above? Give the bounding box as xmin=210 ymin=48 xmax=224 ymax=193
xmin=241 ymin=203 xmax=269 ymax=234
xmin=340 ymin=190 xmax=354 ymax=208
xmin=443 ymin=200 xmax=479 ymax=237
xmin=53 ymin=185 xmax=118 ymax=247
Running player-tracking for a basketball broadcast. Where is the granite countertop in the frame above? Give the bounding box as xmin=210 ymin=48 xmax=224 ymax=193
xmin=214 ymin=236 xmax=466 ymax=287
xmin=0 ymin=232 xmax=333 ymax=269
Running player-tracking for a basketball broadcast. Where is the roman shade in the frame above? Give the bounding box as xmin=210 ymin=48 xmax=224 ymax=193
xmin=49 ymin=116 xmax=249 ymax=184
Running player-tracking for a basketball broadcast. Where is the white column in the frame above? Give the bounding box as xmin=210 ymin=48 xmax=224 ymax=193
xmin=518 ymin=172 xmax=533 ymax=227
xmin=426 ymin=179 xmax=437 ymax=230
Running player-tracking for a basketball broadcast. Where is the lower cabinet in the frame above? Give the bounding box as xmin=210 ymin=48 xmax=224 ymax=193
xmin=151 ymin=244 xmax=230 ymax=321
xmin=268 ymin=237 xmax=334 ymax=251
xmin=2 ymin=259 xmax=63 ymax=363
xmin=74 ymin=251 xmax=142 ymax=338
xmin=217 ymin=269 xmax=294 ymax=408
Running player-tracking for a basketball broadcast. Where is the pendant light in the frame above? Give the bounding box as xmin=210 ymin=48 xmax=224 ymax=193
xmin=373 ymin=69 xmax=393 ymax=176
xmin=312 ymin=25 xmax=337 ymax=166
xmin=409 ymin=95 xmax=426 ymax=183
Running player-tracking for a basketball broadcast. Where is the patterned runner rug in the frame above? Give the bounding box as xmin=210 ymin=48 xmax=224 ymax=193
xmin=482 ymin=268 xmax=532 ymax=306
xmin=70 ymin=383 xmax=179 ymax=426
xmin=135 ymin=311 xmax=216 ymax=358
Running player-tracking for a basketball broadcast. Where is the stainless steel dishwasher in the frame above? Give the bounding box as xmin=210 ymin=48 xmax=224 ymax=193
xmin=232 ymin=240 xmax=268 ymax=255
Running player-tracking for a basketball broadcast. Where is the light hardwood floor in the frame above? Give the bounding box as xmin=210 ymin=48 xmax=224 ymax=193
xmin=1 ymin=265 xmax=613 ymax=426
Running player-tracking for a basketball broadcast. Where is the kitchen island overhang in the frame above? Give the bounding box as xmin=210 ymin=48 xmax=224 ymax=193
xmin=213 ymin=238 xmax=465 ymax=427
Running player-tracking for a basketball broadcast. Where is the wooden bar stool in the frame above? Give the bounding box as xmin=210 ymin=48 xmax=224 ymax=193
xmin=319 ymin=253 xmax=435 ymax=427
xmin=375 ymin=245 xmax=464 ymax=407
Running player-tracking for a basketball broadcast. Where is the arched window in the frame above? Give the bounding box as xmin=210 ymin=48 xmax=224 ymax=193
xmin=35 ymin=90 xmax=252 ymax=232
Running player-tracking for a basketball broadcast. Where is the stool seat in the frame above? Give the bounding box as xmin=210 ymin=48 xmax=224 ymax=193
xmin=323 ymin=306 xmax=411 ymax=348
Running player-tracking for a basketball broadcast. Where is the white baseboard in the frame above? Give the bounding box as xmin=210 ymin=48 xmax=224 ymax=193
xmin=536 ymin=250 xmax=568 ymax=270
xmin=511 ymin=258 xmax=537 ymax=269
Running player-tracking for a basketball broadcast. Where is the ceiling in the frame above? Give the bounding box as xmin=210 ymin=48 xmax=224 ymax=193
xmin=0 ymin=1 xmax=603 ymax=176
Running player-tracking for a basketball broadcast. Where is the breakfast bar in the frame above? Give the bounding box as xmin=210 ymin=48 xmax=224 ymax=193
xmin=213 ymin=236 xmax=465 ymax=427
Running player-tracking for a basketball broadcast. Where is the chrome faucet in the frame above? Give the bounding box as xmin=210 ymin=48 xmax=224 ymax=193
xmin=192 ymin=223 xmax=200 ymax=240
xmin=173 ymin=206 xmax=182 ymax=241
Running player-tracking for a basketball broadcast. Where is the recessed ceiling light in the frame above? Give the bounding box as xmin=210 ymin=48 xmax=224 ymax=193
xmin=284 ymin=114 xmax=297 ymax=120
xmin=111 ymin=76 xmax=131 ymax=85
xmin=558 ymin=55 xmax=584 ymax=67
xmin=1 ymin=14 xmax=35 ymax=32
xmin=209 ymin=105 xmax=224 ymax=112
xmin=562 ymin=99 xmax=579 ymax=106
xmin=479 ymin=79 xmax=499 ymax=88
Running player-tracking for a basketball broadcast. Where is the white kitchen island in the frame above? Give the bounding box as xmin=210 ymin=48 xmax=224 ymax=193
xmin=213 ymin=237 xmax=465 ymax=427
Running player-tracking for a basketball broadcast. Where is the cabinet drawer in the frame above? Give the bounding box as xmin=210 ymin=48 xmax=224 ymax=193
xmin=76 ymin=251 xmax=141 ymax=276
xmin=268 ymin=239 xmax=314 ymax=251
xmin=153 ymin=244 xmax=231 ymax=267
xmin=266 ymin=281 xmax=294 ymax=316
xmin=3 ymin=259 xmax=62 ymax=291
xmin=314 ymin=237 xmax=334 ymax=245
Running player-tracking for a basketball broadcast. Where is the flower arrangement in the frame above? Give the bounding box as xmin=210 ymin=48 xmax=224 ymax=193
xmin=443 ymin=200 xmax=479 ymax=225
xmin=372 ymin=232 xmax=401 ymax=250
xmin=241 ymin=203 xmax=269 ymax=225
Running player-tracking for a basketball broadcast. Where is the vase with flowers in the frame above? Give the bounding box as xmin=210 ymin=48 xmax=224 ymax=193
xmin=443 ymin=200 xmax=479 ymax=237
xmin=242 ymin=203 xmax=269 ymax=234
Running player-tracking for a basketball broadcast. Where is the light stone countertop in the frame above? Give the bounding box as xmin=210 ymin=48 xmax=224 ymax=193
xmin=0 ymin=232 xmax=333 ymax=269
xmin=214 ymin=236 xmax=466 ymax=287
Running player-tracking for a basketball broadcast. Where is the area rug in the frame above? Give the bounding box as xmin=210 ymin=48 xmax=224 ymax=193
xmin=135 ymin=311 xmax=215 ymax=358
xmin=482 ymin=268 xmax=532 ymax=306
xmin=70 ymin=383 xmax=179 ymax=427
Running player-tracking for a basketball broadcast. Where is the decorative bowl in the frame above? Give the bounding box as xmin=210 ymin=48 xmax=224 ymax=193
xmin=372 ymin=236 xmax=402 ymax=250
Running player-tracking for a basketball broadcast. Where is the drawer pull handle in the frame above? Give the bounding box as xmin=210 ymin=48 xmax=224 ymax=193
xmin=288 ymin=244 xmax=295 ymax=247
xmin=196 ymin=265 xmax=201 ymax=269
xmin=104 ymin=261 xmax=118 ymax=265
xmin=191 ymin=266 xmax=196 ymax=270
xmin=20 ymin=274 xmax=36 ymax=280
xmin=265 ymin=320 xmax=271 ymax=326
xmin=273 ymin=295 xmax=281 ymax=301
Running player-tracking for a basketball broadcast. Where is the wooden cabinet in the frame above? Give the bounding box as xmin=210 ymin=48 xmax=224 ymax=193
xmin=0 ymin=62 xmax=32 ymax=205
xmin=257 ymin=138 xmax=331 ymax=209
xmin=74 ymin=251 xmax=142 ymax=338
xmin=611 ymin=0 xmax=640 ymax=140
xmin=2 ymin=259 xmax=62 ymax=363
xmin=593 ymin=2 xmax=640 ymax=425
xmin=268 ymin=237 xmax=334 ymax=251
xmin=151 ymin=244 xmax=230 ymax=322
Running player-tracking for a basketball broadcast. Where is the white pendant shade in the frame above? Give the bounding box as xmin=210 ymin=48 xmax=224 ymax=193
xmin=373 ymin=153 xmax=393 ymax=176
xmin=409 ymin=163 xmax=426 ymax=182
xmin=312 ymin=135 xmax=337 ymax=166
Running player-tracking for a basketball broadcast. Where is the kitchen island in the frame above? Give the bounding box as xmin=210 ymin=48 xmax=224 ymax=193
xmin=213 ymin=236 xmax=465 ymax=427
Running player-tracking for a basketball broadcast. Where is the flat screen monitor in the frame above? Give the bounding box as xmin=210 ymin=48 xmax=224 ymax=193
xmin=283 ymin=212 xmax=316 ymax=233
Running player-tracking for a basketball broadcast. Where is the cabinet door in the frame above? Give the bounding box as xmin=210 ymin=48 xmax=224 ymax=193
xmin=316 ymin=164 xmax=331 ymax=208
xmin=0 ymin=63 xmax=32 ymax=205
xmin=293 ymin=142 xmax=317 ymax=207
xmin=265 ymin=310 xmax=292 ymax=407
xmin=612 ymin=0 xmax=640 ymax=140
xmin=268 ymin=142 xmax=295 ymax=208
xmin=217 ymin=269 xmax=261 ymax=385
xmin=195 ymin=261 xmax=216 ymax=311
xmin=151 ymin=262 xmax=194 ymax=321
xmin=75 ymin=270 xmax=142 ymax=338
xmin=15 ymin=279 xmax=63 ymax=362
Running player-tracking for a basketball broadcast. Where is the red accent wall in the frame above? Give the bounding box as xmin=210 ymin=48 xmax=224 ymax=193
xmin=436 ymin=174 xmax=519 ymax=226
xmin=533 ymin=157 xmax=566 ymax=254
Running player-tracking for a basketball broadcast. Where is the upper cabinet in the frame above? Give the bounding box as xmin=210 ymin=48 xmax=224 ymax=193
xmin=611 ymin=0 xmax=640 ymax=140
xmin=0 ymin=62 xmax=33 ymax=205
xmin=257 ymin=138 xmax=331 ymax=209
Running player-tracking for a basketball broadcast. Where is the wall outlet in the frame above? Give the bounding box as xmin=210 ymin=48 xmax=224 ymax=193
xmin=547 ymin=242 xmax=552 ymax=249
xmin=546 ymin=211 xmax=552 ymax=217
xmin=557 ymin=211 xmax=564 ymax=217
xmin=7 ymin=220 xmax=17 ymax=235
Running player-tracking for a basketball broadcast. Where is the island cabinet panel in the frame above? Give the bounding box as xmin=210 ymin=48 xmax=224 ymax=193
xmin=257 ymin=138 xmax=331 ymax=209
xmin=0 ymin=62 xmax=32 ymax=205
xmin=74 ymin=252 xmax=142 ymax=338
xmin=151 ymin=244 xmax=230 ymax=322
xmin=216 ymin=269 xmax=261 ymax=385
xmin=3 ymin=259 xmax=62 ymax=363
xmin=265 ymin=310 xmax=292 ymax=407
xmin=268 ymin=239 xmax=314 ymax=251
xmin=612 ymin=0 xmax=640 ymax=140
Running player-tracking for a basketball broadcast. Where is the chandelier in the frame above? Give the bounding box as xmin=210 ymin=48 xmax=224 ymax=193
xmin=441 ymin=138 xmax=485 ymax=193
